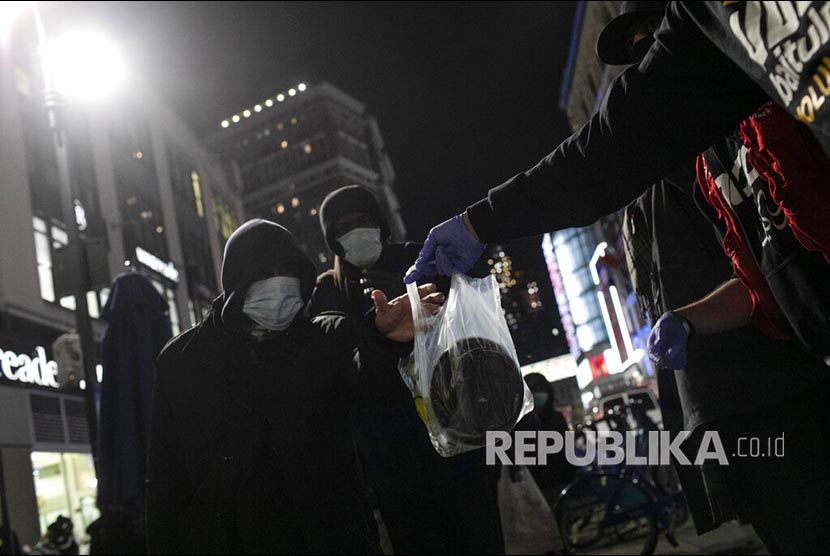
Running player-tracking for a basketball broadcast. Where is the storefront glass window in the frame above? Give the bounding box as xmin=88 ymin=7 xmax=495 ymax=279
xmin=30 ymin=452 xmax=99 ymax=550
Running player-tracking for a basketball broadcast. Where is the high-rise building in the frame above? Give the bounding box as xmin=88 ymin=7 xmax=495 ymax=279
xmin=206 ymin=81 xmax=406 ymax=269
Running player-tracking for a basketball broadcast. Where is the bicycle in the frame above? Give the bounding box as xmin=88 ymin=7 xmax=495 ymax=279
xmin=553 ymin=408 xmax=688 ymax=555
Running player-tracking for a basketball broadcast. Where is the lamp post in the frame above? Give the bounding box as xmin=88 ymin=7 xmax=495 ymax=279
xmin=6 ymin=2 xmax=124 ymax=468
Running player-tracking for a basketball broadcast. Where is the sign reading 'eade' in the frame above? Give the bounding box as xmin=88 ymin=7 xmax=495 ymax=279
xmin=0 ymin=346 xmax=60 ymax=388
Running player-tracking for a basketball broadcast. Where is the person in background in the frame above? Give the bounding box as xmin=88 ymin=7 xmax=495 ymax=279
xmin=308 ymin=185 xmax=505 ymax=555
xmin=520 ymin=373 xmax=574 ymax=491
xmin=146 ymin=219 xmax=443 ymax=555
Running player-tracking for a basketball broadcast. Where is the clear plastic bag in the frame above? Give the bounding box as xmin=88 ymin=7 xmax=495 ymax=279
xmin=403 ymin=273 xmax=533 ymax=456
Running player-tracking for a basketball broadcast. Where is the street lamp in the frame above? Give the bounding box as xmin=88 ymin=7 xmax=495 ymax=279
xmin=8 ymin=2 xmax=124 ymax=466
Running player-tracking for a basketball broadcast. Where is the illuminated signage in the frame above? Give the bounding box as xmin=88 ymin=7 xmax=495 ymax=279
xmin=135 ymin=247 xmax=180 ymax=283
xmin=0 ymin=346 xmax=59 ymax=389
xmin=542 ymin=234 xmax=580 ymax=358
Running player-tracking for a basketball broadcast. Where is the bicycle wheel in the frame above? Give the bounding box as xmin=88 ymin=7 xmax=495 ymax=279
xmin=555 ymin=472 xmax=658 ymax=555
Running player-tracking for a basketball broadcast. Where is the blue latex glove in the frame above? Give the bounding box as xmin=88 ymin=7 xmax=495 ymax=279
xmin=647 ymin=312 xmax=695 ymax=370
xmin=404 ymin=214 xmax=486 ymax=284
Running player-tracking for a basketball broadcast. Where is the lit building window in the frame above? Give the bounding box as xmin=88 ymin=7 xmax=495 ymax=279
xmin=152 ymin=280 xmax=180 ymax=335
xmin=166 ymin=288 xmax=180 ymax=335
xmin=213 ymin=198 xmax=239 ymax=240
xmin=33 ymin=217 xmax=55 ymax=302
xmin=191 ymin=171 xmax=204 ymax=218
xmin=33 ymin=216 xmax=103 ymax=318
xmin=188 ymin=299 xmax=197 ymax=328
xmin=87 ymin=291 xmax=100 ymax=319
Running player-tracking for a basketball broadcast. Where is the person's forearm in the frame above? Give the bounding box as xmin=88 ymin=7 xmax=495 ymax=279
xmin=674 ymin=278 xmax=753 ymax=335
xmin=465 ymin=4 xmax=768 ymax=244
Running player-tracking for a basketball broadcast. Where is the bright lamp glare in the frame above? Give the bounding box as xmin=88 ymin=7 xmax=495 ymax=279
xmin=0 ymin=2 xmax=31 ymax=37
xmin=43 ymin=32 xmax=123 ymax=100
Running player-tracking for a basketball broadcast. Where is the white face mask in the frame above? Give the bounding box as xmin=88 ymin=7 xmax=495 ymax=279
xmin=338 ymin=227 xmax=383 ymax=268
xmin=242 ymin=276 xmax=305 ymax=331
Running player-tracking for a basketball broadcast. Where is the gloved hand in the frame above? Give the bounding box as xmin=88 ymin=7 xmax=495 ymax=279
xmin=404 ymin=214 xmax=485 ymax=284
xmin=647 ymin=312 xmax=695 ymax=370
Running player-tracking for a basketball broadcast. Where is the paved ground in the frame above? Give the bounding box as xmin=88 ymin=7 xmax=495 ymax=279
xmin=591 ymin=520 xmax=766 ymax=555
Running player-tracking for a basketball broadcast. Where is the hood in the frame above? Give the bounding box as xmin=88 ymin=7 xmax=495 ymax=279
xmin=319 ymin=185 xmax=390 ymax=256
xmin=101 ymin=271 xmax=168 ymax=322
xmin=220 ymin=219 xmax=317 ymax=322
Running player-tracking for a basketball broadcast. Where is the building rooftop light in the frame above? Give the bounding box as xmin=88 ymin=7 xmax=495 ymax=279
xmin=220 ymin=82 xmax=309 ymax=128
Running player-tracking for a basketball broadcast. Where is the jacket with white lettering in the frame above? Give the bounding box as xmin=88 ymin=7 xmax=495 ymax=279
xmin=695 ymin=113 xmax=830 ymax=356
xmin=683 ymin=1 xmax=830 ymax=141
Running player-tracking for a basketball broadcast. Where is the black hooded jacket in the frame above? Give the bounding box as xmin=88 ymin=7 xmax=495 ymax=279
xmin=308 ymin=192 xmax=505 ymax=554
xmin=146 ymin=220 xmax=407 ymax=555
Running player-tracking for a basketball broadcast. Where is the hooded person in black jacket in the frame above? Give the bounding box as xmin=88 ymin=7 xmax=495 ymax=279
xmin=146 ymin=219 xmax=444 ymax=555
xmin=307 ymin=186 xmax=505 ymax=555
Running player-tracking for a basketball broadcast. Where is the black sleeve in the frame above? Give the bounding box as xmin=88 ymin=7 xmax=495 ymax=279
xmin=316 ymin=311 xmax=413 ymax=408
xmin=466 ymin=4 xmax=769 ymax=242
xmin=146 ymin=372 xmax=191 ymax=555
xmin=306 ymin=273 xmax=345 ymax=319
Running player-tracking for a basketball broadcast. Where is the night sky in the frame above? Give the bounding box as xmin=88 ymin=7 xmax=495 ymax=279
xmin=51 ymin=1 xmax=577 ymax=238
xmin=48 ymin=0 xmax=579 ymax=354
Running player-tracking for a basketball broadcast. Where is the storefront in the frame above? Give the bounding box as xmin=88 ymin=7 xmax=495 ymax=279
xmin=0 ymin=313 xmax=98 ymax=552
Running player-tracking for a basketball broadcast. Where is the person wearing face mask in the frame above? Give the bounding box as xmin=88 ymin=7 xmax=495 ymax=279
xmin=146 ymin=219 xmax=445 ymax=555
xmin=308 ymin=185 xmax=421 ymax=317
xmin=308 ymin=185 xmax=505 ymax=555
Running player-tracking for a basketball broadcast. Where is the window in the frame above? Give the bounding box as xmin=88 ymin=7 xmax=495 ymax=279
xmin=152 ymin=279 xmax=181 ymax=335
xmin=33 ymin=216 xmax=74 ymax=309
xmin=166 ymin=288 xmax=180 ymax=335
xmin=34 ymin=217 xmax=56 ymax=302
xmin=213 ymin=198 xmax=239 ymax=241
xmin=31 ymin=452 xmax=99 ymax=552
xmin=191 ymin=171 xmax=204 ymax=218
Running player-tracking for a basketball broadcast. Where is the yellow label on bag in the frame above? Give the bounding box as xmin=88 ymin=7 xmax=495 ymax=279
xmin=414 ymin=396 xmax=428 ymax=426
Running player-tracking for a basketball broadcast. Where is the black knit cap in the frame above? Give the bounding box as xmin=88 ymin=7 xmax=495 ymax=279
xmin=596 ymin=1 xmax=667 ymax=65
xmin=220 ymin=219 xmax=317 ymax=320
xmin=319 ymin=185 xmax=390 ymax=256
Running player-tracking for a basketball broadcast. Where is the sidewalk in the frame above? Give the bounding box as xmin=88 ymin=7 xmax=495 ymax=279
xmin=598 ymin=520 xmax=766 ymax=555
